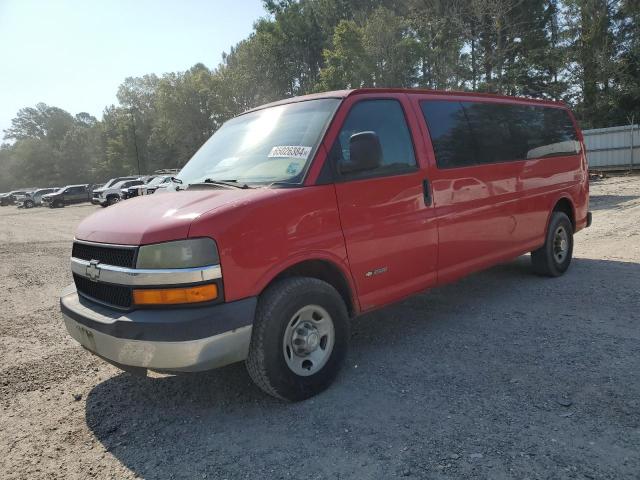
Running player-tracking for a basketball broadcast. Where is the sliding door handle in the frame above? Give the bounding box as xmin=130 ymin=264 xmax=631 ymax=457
xmin=422 ymin=179 xmax=432 ymax=206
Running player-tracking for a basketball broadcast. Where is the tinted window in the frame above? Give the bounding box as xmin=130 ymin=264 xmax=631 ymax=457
xmin=420 ymin=101 xmax=476 ymax=168
xmin=538 ymin=107 xmax=579 ymax=156
xmin=462 ymin=102 xmax=526 ymax=164
xmin=421 ymin=100 xmax=579 ymax=168
xmin=334 ymin=100 xmax=417 ymax=178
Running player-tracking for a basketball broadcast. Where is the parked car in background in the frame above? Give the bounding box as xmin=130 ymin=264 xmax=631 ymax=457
xmin=122 ymin=175 xmax=172 ymax=199
xmin=1 ymin=190 xmax=30 ymax=206
xmin=91 ymin=176 xmax=141 ymax=206
xmin=15 ymin=188 xmax=59 ymax=208
xmin=42 ymin=185 xmax=90 ymax=208
xmin=120 ymin=176 xmax=155 ymax=200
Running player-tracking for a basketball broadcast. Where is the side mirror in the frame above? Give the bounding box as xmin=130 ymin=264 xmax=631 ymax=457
xmin=340 ymin=131 xmax=382 ymax=175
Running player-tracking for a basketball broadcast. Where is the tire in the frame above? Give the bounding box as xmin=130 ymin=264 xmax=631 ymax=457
xmin=531 ymin=211 xmax=573 ymax=277
xmin=246 ymin=277 xmax=349 ymax=401
xmin=53 ymin=200 xmax=64 ymax=208
xmin=107 ymin=195 xmax=120 ymax=206
xmin=24 ymin=200 xmax=35 ymax=209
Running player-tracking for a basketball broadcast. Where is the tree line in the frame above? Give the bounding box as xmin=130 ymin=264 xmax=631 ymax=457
xmin=1 ymin=0 xmax=638 ymax=191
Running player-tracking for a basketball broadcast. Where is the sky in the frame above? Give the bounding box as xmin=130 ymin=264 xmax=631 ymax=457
xmin=0 ymin=0 xmax=267 ymax=137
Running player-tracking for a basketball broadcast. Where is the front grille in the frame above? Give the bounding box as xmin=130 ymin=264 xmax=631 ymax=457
xmin=73 ymin=273 xmax=132 ymax=309
xmin=72 ymin=242 xmax=137 ymax=268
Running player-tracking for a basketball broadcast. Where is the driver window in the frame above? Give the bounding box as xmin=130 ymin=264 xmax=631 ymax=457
xmin=333 ymin=99 xmax=417 ymax=179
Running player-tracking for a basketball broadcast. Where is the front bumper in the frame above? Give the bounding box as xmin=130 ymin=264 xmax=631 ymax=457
xmin=91 ymin=197 xmax=105 ymax=205
xmin=61 ymin=284 xmax=256 ymax=372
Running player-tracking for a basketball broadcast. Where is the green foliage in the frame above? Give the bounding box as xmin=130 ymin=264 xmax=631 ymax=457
xmin=1 ymin=0 xmax=638 ymax=190
xmin=319 ymin=20 xmax=371 ymax=89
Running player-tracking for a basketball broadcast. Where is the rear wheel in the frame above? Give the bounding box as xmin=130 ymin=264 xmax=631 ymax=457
xmin=246 ymin=277 xmax=349 ymax=401
xmin=531 ymin=211 xmax=573 ymax=277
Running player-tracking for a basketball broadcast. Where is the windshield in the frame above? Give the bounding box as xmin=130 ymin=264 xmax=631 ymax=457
xmin=147 ymin=176 xmax=167 ymax=187
xmin=177 ymin=98 xmax=340 ymax=186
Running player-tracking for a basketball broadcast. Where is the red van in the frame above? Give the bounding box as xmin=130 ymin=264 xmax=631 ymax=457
xmin=61 ymin=89 xmax=590 ymax=401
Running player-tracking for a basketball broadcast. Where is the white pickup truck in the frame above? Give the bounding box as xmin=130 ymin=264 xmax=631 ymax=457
xmin=91 ymin=177 xmax=142 ymax=207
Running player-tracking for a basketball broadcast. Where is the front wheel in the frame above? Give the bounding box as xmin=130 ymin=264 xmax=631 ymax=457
xmin=107 ymin=195 xmax=120 ymax=206
xmin=24 ymin=200 xmax=35 ymax=208
xmin=246 ymin=277 xmax=349 ymax=401
xmin=531 ymin=211 xmax=573 ymax=277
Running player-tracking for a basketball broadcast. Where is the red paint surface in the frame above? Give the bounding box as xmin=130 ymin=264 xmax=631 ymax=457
xmin=74 ymin=89 xmax=589 ymax=315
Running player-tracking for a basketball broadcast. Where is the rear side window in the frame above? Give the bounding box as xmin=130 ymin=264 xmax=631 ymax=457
xmin=421 ymin=100 xmax=579 ymax=169
xmin=419 ymin=101 xmax=476 ymax=168
xmin=462 ymin=102 xmax=528 ymax=164
xmin=334 ymin=99 xmax=417 ymax=178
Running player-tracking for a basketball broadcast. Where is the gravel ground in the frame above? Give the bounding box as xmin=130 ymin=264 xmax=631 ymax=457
xmin=1 ymin=176 xmax=639 ymax=479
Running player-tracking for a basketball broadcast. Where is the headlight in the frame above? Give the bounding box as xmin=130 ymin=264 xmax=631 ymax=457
xmin=136 ymin=238 xmax=219 ymax=269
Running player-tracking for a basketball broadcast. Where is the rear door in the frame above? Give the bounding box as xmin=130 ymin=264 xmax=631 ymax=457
xmin=79 ymin=186 xmax=89 ymax=202
xmin=70 ymin=186 xmax=83 ymax=203
xmin=328 ymin=94 xmax=438 ymax=311
xmin=67 ymin=186 xmax=86 ymax=203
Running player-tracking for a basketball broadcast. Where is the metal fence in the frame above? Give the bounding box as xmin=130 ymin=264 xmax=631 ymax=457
xmin=583 ymin=124 xmax=639 ymax=170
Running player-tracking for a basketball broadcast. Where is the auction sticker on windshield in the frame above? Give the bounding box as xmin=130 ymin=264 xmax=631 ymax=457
xmin=268 ymin=146 xmax=312 ymax=160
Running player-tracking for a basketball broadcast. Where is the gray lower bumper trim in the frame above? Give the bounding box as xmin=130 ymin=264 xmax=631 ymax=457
xmin=63 ymin=314 xmax=252 ymax=372
xmin=60 ymin=285 xmax=256 ymax=342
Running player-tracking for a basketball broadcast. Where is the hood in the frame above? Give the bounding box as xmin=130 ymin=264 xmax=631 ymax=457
xmin=75 ymin=187 xmax=278 ymax=245
xmin=92 ymin=187 xmax=107 ymax=193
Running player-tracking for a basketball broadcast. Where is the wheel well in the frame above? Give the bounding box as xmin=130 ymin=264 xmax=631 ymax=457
xmin=553 ymin=198 xmax=575 ymax=229
xmin=269 ymin=260 xmax=355 ymax=316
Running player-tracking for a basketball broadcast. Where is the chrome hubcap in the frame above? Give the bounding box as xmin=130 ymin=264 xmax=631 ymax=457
xmin=283 ymin=305 xmax=334 ymax=376
xmin=553 ymin=226 xmax=569 ymax=263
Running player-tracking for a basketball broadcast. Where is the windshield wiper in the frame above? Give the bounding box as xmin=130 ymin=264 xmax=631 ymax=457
xmin=192 ymin=178 xmax=252 ymax=189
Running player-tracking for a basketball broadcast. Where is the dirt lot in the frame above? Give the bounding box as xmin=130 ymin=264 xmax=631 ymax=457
xmin=1 ymin=177 xmax=639 ymax=479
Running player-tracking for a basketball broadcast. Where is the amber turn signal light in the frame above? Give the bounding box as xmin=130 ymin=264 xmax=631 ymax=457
xmin=133 ymin=284 xmax=218 ymax=305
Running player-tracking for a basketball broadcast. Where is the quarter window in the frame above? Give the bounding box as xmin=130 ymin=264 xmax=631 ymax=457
xmin=334 ymin=99 xmax=417 ymax=178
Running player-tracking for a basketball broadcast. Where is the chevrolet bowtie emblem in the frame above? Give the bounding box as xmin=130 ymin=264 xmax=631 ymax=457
xmin=86 ymin=260 xmax=101 ymax=282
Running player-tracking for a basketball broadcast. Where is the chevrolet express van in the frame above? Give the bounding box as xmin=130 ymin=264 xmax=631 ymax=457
xmin=61 ymin=89 xmax=590 ymax=401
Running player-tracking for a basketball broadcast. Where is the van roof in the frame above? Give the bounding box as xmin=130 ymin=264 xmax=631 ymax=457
xmin=243 ymin=88 xmax=568 ymax=114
